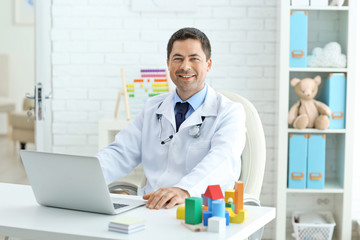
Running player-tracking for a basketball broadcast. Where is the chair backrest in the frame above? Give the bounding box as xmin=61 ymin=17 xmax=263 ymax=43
xmin=218 ymin=91 xmax=266 ymax=201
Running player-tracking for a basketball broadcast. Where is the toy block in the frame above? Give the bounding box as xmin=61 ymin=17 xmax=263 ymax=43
xmin=176 ymin=205 xmax=185 ymax=220
xmin=204 ymin=185 xmax=224 ymax=200
xmin=181 ymin=222 xmax=207 ymax=232
xmin=225 ymin=202 xmax=235 ymax=212
xmin=203 ymin=210 xmax=212 ymax=226
xmin=228 ymin=208 xmax=249 ymax=224
xmin=234 ymin=181 xmax=244 ymax=214
xmin=201 ymin=194 xmax=208 ymax=206
xmin=185 ymin=197 xmax=203 ymax=225
xmin=225 ymin=189 xmax=235 ymax=203
xmin=225 ymin=210 xmax=230 ymax=226
xmin=208 ymin=199 xmax=213 ymax=211
xmin=208 ymin=217 xmax=226 ymax=233
xmin=202 ymin=205 xmax=208 ymax=211
xmin=212 ymin=199 xmax=225 ymax=218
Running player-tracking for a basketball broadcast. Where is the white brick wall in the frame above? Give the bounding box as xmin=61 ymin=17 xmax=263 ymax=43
xmin=51 ymin=0 xmax=277 ymax=238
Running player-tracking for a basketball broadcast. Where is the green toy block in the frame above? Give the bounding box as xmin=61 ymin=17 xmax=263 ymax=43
xmin=226 ymin=202 xmax=235 ymax=212
xmin=185 ymin=197 xmax=203 ymax=225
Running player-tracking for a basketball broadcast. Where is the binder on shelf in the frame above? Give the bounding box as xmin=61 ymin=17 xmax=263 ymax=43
xmin=319 ymin=73 xmax=346 ymax=129
xmin=288 ymin=134 xmax=307 ymax=189
xmin=307 ymin=134 xmax=326 ymax=189
xmin=290 ymin=11 xmax=308 ymax=68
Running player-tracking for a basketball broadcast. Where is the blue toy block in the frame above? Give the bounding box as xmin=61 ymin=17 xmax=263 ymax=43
xmin=290 ymin=11 xmax=308 ymax=67
xmin=307 ymin=134 xmax=326 ymax=189
xmin=208 ymin=199 xmax=213 ymax=211
xmin=225 ymin=210 xmax=229 ymax=226
xmin=203 ymin=211 xmax=212 ymax=226
xmin=212 ymin=199 xmax=225 ymax=218
xmin=288 ymin=134 xmax=307 ymax=189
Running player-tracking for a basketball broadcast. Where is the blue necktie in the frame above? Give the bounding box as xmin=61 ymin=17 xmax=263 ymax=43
xmin=175 ymin=102 xmax=189 ymax=132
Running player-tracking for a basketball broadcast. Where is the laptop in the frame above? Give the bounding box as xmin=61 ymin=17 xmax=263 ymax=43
xmin=20 ymin=150 xmax=146 ymax=215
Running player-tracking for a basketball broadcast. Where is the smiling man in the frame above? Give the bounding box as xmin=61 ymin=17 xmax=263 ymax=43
xmin=97 ymin=27 xmax=246 ymax=210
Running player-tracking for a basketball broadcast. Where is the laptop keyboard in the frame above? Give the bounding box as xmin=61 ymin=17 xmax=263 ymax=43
xmin=113 ymin=203 xmax=129 ymax=209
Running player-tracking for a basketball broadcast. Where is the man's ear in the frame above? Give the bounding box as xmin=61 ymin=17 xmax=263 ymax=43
xmin=167 ymin=59 xmax=169 ymax=68
xmin=207 ymin=58 xmax=212 ymax=72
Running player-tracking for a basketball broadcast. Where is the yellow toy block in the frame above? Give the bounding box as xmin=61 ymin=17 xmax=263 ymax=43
xmin=176 ymin=206 xmax=185 ymax=220
xmin=228 ymin=208 xmax=248 ymax=224
xmin=225 ymin=189 xmax=235 ymax=203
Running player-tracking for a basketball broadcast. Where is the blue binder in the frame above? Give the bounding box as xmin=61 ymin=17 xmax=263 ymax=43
xmin=288 ymin=134 xmax=307 ymax=189
xmin=319 ymin=73 xmax=346 ymax=129
xmin=289 ymin=11 xmax=308 ymax=67
xmin=307 ymin=134 xmax=326 ymax=189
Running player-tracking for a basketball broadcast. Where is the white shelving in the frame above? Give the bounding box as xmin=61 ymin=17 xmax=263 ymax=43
xmin=276 ymin=1 xmax=356 ymax=239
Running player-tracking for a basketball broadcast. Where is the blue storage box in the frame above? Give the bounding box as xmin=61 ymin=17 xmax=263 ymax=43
xmin=307 ymin=134 xmax=326 ymax=189
xmin=319 ymin=73 xmax=346 ymax=129
xmin=288 ymin=134 xmax=307 ymax=189
xmin=290 ymin=11 xmax=308 ymax=68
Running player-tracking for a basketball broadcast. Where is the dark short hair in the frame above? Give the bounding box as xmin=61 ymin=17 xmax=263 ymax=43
xmin=167 ymin=27 xmax=211 ymax=61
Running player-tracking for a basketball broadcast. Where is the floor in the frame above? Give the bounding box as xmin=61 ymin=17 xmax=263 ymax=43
xmin=0 ymin=135 xmax=34 ymax=240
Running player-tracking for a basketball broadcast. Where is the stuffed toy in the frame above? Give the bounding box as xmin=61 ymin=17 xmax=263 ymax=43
xmin=308 ymin=42 xmax=346 ymax=68
xmin=288 ymin=76 xmax=331 ymax=130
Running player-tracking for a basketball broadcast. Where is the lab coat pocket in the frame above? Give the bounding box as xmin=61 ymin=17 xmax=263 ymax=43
xmin=185 ymin=141 xmax=211 ymax=171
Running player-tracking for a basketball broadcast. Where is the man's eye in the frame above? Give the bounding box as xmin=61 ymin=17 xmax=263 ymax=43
xmin=174 ymin=58 xmax=182 ymax=61
xmin=192 ymin=58 xmax=199 ymax=61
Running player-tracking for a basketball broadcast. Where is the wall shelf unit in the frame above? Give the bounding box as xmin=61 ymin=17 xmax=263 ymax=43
xmin=276 ymin=1 xmax=356 ymax=239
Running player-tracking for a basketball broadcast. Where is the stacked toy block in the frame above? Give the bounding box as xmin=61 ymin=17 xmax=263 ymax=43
xmin=177 ymin=181 xmax=248 ymax=233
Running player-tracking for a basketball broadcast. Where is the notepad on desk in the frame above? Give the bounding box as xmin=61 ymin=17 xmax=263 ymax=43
xmin=108 ymin=216 xmax=145 ymax=234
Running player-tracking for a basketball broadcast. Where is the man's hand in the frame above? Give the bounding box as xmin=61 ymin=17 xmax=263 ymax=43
xmin=142 ymin=187 xmax=190 ymax=210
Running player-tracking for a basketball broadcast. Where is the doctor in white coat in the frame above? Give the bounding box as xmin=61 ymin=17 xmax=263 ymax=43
xmin=96 ymin=28 xmax=246 ymax=210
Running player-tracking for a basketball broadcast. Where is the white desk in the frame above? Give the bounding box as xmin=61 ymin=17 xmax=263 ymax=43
xmin=0 ymin=183 xmax=275 ymax=240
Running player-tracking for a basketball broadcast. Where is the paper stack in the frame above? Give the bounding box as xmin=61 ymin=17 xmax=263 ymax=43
xmin=108 ymin=216 xmax=145 ymax=234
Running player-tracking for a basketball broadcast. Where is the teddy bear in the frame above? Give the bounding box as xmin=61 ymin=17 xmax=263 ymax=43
xmin=288 ymin=76 xmax=331 ymax=130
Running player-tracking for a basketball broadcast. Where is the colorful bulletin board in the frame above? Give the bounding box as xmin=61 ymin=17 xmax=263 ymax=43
xmin=114 ymin=68 xmax=172 ymax=120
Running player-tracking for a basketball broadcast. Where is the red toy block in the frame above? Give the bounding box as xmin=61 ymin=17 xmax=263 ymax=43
xmin=204 ymin=185 xmax=224 ymax=200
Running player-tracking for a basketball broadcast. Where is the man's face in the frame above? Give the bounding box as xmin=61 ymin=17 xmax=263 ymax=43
xmin=167 ymin=39 xmax=212 ymax=100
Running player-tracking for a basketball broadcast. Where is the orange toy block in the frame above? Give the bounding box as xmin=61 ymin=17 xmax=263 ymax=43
xmin=225 ymin=189 xmax=235 ymax=203
xmin=202 ymin=206 xmax=208 ymax=211
xmin=228 ymin=208 xmax=248 ymax=224
xmin=176 ymin=206 xmax=185 ymax=220
xmin=234 ymin=181 xmax=244 ymax=214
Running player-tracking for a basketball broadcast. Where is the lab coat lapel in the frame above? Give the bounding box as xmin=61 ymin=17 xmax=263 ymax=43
xmin=180 ymin=86 xmax=218 ymax=130
xmin=155 ymin=92 xmax=176 ymax=131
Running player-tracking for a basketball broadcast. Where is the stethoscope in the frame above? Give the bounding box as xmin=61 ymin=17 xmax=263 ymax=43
xmin=156 ymin=114 xmax=205 ymax=145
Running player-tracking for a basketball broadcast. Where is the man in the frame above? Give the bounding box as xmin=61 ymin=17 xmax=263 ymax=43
xmin=96 ymin=27 xmax=246 ymax=210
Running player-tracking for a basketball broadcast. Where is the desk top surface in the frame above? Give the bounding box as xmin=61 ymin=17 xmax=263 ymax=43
xmin=0 ymin=183 xmax=275 ymax=240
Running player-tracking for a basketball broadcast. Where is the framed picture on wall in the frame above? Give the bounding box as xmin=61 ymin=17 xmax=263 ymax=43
xmin=14 ymin=0 xmax=34 ymax=25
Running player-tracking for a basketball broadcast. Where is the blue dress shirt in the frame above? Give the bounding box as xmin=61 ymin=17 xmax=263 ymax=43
xmin=173 ymin=84 xmax=208 ymax=119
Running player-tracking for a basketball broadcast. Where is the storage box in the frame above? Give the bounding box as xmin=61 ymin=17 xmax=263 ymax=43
xmin=292 ymin=211 xmax=336 ymax=240
xmin=292 ymin=0 xmax=310 ymax=6
xmin=307 ymin=134 xmax=326 ymax=189
xmin=290 ymin=11 xmax=308 ymax=67
xmin=310 ymin=0 xmax=328 ymax=6
xmin=319 ymin=73 xmax=346 ymax=129
xmin=288 ymin=134 xmax=307 ymax=189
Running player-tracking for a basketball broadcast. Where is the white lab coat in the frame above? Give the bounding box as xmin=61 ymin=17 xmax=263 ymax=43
xmin=96 ymin=86 xmax=246 ymax=197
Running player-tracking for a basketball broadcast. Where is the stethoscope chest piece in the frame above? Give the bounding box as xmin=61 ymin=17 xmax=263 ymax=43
xmin=188 ymin=125 xmax=201 ymax=138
